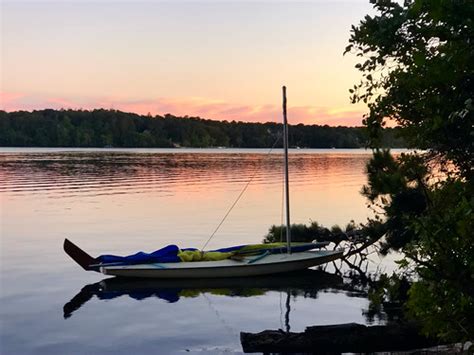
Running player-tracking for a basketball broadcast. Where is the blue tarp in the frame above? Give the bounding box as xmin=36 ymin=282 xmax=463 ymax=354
xmin=98 ymin=244 xmax=246 ymax=265
xmin=98 ymin=244 xmax=184 ymax=264
xmin=98 ymin=243 xmax=319 ymax=265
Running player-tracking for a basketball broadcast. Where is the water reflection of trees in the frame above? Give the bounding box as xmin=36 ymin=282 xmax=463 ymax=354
xmin=63 ymin=265 xmax=400 ymax=333
xmin=326 ymin=256 xmax=409 ymax=325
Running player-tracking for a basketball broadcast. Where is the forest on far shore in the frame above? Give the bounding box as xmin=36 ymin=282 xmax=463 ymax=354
xmin=0 ymin=109 xmax=405 ymax=148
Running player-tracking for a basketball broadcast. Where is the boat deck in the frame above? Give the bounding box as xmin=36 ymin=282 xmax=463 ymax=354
xmin=101 ymin=250 xmax=343 ymax=278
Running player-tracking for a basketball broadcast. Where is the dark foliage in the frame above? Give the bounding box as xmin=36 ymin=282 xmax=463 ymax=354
xmin=348 ymin=0 xmax=474 ymax=342
xmin=346 ymin=0 xmax=473 ymax=180
xmin=263 ymin=221 xmax=361 ymax=245
xmin=0 ymin=109 xmax=405 ymax=148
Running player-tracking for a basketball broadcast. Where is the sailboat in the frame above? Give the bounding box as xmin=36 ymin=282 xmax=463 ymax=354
xmin=64 ymin=87 xmax=343 ymax=278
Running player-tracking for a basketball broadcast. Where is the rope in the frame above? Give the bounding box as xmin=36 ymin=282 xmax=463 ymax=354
xmin=200 ymin=134 xmax=281 ymax=251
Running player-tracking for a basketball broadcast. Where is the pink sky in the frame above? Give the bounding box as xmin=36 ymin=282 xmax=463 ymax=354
xmin=1 ymin=1 xmax=373 ymax=127
xmin=0 ymin=92 xmax=365 ymax=126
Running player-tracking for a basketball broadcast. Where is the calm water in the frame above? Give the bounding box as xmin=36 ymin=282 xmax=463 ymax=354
xmin=0 ymin=148 xmax=394 ymax=354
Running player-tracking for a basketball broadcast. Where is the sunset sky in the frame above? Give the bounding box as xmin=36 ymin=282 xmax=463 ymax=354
xmin=1 ymin=0 xmax=373 ymax=126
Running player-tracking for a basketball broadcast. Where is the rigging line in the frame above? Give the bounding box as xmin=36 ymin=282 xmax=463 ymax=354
xmin=200 ymin=134 xmax=282 ymax=251
xmin=201 ymin=292 xmax=239 ymax=339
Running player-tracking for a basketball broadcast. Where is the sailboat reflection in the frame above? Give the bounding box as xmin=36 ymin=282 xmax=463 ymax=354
xmin=64 ymin=269 xmax=343 ymax=319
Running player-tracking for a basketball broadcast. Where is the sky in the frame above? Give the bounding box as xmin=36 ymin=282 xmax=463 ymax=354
xmin=1 ymin=0 xmax=374 ymax=126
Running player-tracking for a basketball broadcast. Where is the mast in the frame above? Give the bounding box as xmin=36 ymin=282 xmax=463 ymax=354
xmin=282 ymin=86 xmax=291 ymax=254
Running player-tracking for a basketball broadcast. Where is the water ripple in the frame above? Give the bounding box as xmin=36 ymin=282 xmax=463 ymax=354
xmin=0 ymin=149 xmax=370 ymax=198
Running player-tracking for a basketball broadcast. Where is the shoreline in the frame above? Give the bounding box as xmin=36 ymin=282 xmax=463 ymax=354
xmin=0 ymin=147 xmax=411 ymax=154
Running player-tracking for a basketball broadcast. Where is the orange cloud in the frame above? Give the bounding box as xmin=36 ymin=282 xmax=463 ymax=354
xmin=0 ymin=93 xmax=366 ymax=127
xmin=109 ymin=97 xmax=366 ymax=126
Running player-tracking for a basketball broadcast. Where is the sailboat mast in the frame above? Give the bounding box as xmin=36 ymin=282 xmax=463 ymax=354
xmin=282 ymin=86 xmax=291 ymax=254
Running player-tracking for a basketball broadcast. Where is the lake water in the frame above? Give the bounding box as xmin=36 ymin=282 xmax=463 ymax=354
xmin=0 ymin=148 xmax=395 ymax=354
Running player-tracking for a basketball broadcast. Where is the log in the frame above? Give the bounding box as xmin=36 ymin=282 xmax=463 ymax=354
xmin=240 ymin=322 xmax=439 ymax=353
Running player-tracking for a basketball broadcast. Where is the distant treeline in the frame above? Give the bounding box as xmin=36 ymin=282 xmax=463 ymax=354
xmin=0 ymin=109 xmax=405 ymax=148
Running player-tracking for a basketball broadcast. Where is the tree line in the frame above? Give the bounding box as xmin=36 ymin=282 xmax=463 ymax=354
xmin=0 ymin=109 xmax=405 ymax=148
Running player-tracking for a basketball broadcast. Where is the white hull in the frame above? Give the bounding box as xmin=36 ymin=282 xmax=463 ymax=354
xmin=101 ymin=250 xmax=343 ymax=278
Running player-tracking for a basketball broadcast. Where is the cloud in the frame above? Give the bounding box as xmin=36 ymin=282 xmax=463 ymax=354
xmin=0 ymin=92 xmax=365 ymax=126
xmin=0 ymin=91 xmax=25 ymax=107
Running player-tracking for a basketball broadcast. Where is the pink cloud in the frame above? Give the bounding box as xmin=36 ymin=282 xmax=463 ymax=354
xmin=0 ymin=91 xmax=26 ymax=110
xmin=0 ymin=92 xmax=366 ymax=127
